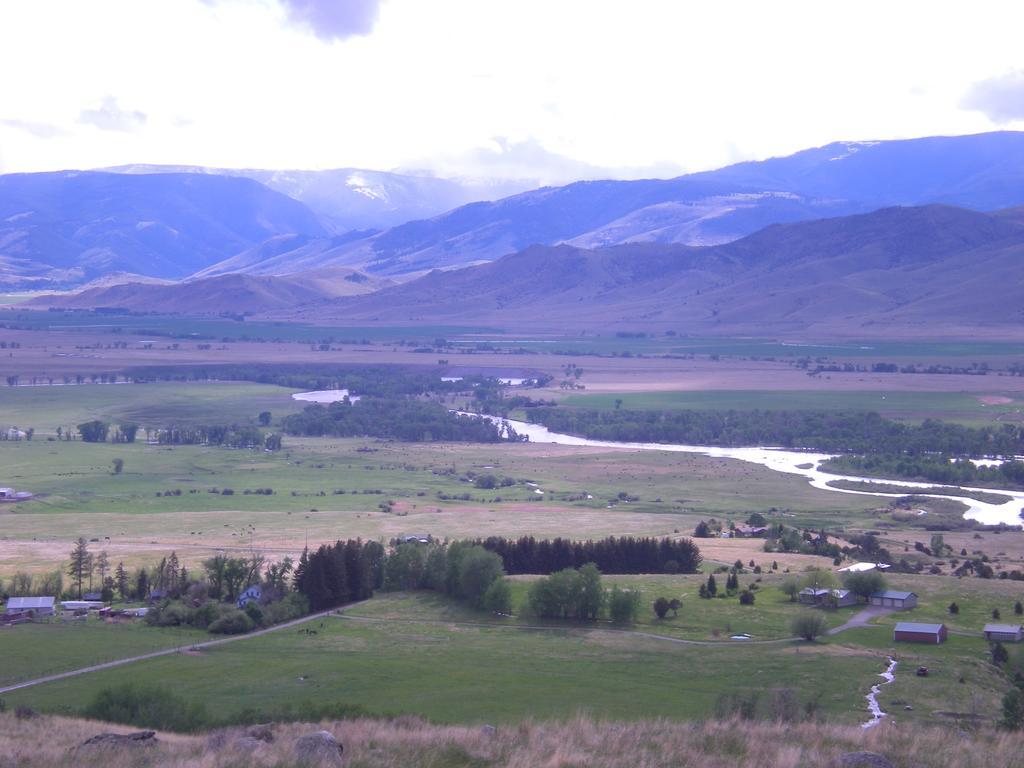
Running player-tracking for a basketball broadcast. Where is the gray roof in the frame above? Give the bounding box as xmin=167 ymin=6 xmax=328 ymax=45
xmin=5 ymin=596 xmax=55 ymax=610
xmin=984 ymin=624 xmax=1022 ymax=634
xmin=871 ymin=590 xmax=916 ymax=600
xmin=894 ymin=622 xmax=944 ymax=634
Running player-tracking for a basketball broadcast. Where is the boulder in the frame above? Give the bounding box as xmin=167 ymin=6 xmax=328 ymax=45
xmin=79 ymin=731 xmax=158 ymax=750
xmin=480 ymin=724 xmax=497 ymax=737
xmin=294 ymin=730 xmax=344 ymax=766
xmin=838 ymin=752 xmax=894 ymax=768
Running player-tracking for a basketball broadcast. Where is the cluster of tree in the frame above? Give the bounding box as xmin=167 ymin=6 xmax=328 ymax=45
xmin=469 ymin=535 xmax=702 ymax=575
xmin=281 ymin=398 xmax=519 ymax=442
xmin=380 ymin=540 xmax=511 ymax=613
xmin=292 ymin=540 xmax=385 ymax=611
xmin=146 ymin=554 xmax=307 ymax=634
xmin=0 ymin=570 xmax=64 ymax=598
xmin=152 ymin=424 xmax=281 ymax=450
xmin=821 ymin=454 xmax=1024 ymax=490
xmin=463 ymin=393 xmax=558 ymax=418
xmin=526 ymin=564 xmax=641 ymax=624
xmin=526 ymin=408 xmax=1024 ymax=457
xmin=762 ymin=525 xmax=841 ymax=559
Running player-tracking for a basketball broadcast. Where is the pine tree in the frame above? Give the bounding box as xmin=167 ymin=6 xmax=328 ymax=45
xmin=706 ymin=573 xmax=718 ymax=597
xmin=115 ymin=562 xmax=128 ymax=599
xmin=95 ymin=551 xmax=110 ymax=588
xmin=67 ymin=537 xmax=90 ymax=598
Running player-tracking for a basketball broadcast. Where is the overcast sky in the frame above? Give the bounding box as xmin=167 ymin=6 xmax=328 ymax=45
xmin=1 ymin=0 xmax=1023 ymax=183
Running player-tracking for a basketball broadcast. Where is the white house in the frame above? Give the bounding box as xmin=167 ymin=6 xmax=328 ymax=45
xmin=238 ymin=585 xmax=262 ymax=608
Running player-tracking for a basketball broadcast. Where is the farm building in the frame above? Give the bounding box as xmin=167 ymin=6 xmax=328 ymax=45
xmin=869 ymin=590 xmax=918 ymax=609
xmin=893 ymin=622 xmax=947 ymax=644
xmin=83 ymin=592 xmax=103 ymax=601
xmin=984 ymin=624 xmax=1023 ymax=642
xmin=0 ymin=486 xmax=33 ymax=502
xmin=60 ymin=600 xmax=105 ymax=612
xmin=732 ymin=524 xmax=768 ymax=538
xmin=237 ymin=585 xmax=262 ymax=608
xmin=4 ymin=596 xmax=56 ymax=617
xmin=798 ymin=588 xmax=859 ymax=608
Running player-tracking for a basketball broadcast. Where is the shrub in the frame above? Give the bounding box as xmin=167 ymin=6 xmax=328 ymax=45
xmin=83 ymin=683 xmax=209 ymax=732
xmin=208 ymin=609 xmax=255 ymax=635
xmin=653 ymin=596 xmax=670 ymax=619
xmin=791 ymin=612 xmax=827 ymax=641
xmin=739 ymin=590 xmax=755 ymax=605
xmin=608 ymin=585 xmax=641 ymax=624
xmin=483 ymin=578 xmax=512 ymax=615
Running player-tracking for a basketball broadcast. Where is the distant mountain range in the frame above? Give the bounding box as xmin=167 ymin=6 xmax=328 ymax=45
xmin=31 ymin=204 xmax=1024 ymax=337
xmin=0 ymin=171 xmax=326 ymax=287
xmin=255 ymin=204 xmax=1024 ymax=337
xmin=257 ymin=131 xmax=1024 ymax=277
xmin=102 ymin=164 xmax=532 ymax=233
xmin=4 ymin=131 xmax=1024 ymax=303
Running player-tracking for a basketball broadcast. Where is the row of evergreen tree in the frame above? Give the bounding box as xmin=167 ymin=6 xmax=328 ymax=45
xmin=469 ymin=535 xmax=702 ymax=575
xmin=292 ymin=540 xmax=385 ymax=610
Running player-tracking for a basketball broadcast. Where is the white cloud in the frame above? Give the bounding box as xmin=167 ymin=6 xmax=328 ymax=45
xmin=0 ymin=0 xmax=1022 ymax=178
xmin=962 ymin=70 xmax=1024 ymax=124
xmin=79 ymin=96 xmax=147 ymax=133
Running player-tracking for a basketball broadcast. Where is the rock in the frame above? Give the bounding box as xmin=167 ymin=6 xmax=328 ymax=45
xmin=246 ymin=723 xmax=275 ymax=743
xmin=233 ymin=736 xmax=266 ymax=752
xmin=79 ymin=731 xmax=158 ymax=750
xmin=480 ymin=724 xmax=497 ymax=737
xmin=838 ymin=752 xmax=894 ymax=768
xmin=294 ymin=730 xmax=344 ymax=766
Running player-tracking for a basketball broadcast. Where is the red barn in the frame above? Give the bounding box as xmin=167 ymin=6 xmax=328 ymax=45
xmin=893 ymin=622 xmax=947 ymax=644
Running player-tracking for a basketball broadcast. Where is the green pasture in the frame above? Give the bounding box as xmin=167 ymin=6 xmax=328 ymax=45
xmin=0 ymin=381 xmax=304 ymax=436
xmin=561 ymin=390 xmax=1023 ymax=425
xmin=3 ymin=597 xmax=880 ymax=725
xmin=0 ymin=310 xmax=494 ymax=343
xmin=347 ymin=575 xmax=846 ymax=642
xmin=0 ymin=617 xmax=206 ymax=688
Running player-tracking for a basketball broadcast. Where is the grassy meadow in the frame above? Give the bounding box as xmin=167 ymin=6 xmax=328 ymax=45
xmin=561 ymin=389 xmax=1024 ymax=425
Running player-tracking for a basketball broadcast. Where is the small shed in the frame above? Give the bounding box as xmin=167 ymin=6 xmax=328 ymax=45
xmin=238 ymin=585 xmax=262 ymax=608
xmin=894 ymin=622 xmax=947 ymax=644
xmin=830 ymin=589 xmax=859 ymax=608
xmin=83 ymin=592 xmax=103 ymax=602
xmin=869 ymin=590 xmax=918 ymax=609
xmin=984 ymin=624 xmax=1023 ymax=643
xmin=4 ymin=596 xmax=56 ymax=616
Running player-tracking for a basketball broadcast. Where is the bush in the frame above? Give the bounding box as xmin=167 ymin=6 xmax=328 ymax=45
xmin=208 ymin=609 xmax=255 ymax=635
xmin=483 ymin=578 xmax=512 ymax=615
xmin=653 ymin=596 xmax=670 ymax=619
xmin=739 ymin=590 xmax=755 ymax=605
xmin=791 ymin=612 xmax=827 ymax=641
xmin=608 ymin=585 xmax=641 ymax=624
xmin=84 ymin=683 xmax=209 ymax=732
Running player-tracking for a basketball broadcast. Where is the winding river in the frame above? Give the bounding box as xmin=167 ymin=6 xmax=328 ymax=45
xmin=478 ymin=415 xmax=1024 ymax=527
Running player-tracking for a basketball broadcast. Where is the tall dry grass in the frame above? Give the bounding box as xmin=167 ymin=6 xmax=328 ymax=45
xmin=1 ymin=711 xmax=1024 ymax=767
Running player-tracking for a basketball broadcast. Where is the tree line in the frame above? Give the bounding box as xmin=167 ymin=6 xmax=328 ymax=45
xmin=281 ymin=398 xmax=520 ymax=443
xmin=821 ymin=454 xmax=1024 ymax=490
xmin=468 ymin=535 xmax=702 ymax=575
xmin=525 ymin=407 xmax=1024 ymax=457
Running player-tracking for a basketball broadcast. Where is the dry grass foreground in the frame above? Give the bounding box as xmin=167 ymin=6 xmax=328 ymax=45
xmin=2 ymin=712 xmax=1024 ymax=768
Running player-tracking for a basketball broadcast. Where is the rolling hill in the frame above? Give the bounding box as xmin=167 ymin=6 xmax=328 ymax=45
xmin=0 ymin=171 xmax=327 ymax=288
xmin=228 ymin=131 xmax=1024 ymax=278
xmin=262 ymin=205 xmax=1024 ymax=337
xmin=26 ymin=267 xmax=391 ymax=315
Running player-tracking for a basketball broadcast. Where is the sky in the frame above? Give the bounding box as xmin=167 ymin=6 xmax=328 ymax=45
xmin=1 ymin=0 xmax=1023 ymax=184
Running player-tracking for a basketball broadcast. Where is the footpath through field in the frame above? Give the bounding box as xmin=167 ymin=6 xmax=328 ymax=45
xmin=0 ymin=603 xmax=365 ymax=696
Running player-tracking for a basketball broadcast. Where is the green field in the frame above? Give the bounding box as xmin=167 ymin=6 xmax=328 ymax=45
xmin=0 ymin=381 xmax=304 ymax=436
xmin=562 ymin=390 xmax=1023 ymax=425
xmin=2 ymin=594 xmax=882 ymax=725
xmin=348 ymin=575 xmax=846 ymax=642
xmin=3 ymin=586 xmax=1015 ymax=728
xmin=0 ymin=617 xmax=206 ymax=687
